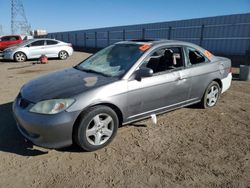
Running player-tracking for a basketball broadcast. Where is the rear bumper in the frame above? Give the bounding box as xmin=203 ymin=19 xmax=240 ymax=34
xmin=68 ymin=48 xmax=74 ymax=56
xmin=221 ymin=73 xmax=232 ymax=93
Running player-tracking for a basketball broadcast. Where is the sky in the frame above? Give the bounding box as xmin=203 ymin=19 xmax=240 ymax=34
xmin=0 ymin=0 xmax=249 ymax=34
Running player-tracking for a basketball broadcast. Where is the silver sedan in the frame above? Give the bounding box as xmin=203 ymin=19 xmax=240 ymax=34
xmin=13 ymin=40 xmax=232 ymax=151
xmin=3 ymin=38 xmax=73 ymax=62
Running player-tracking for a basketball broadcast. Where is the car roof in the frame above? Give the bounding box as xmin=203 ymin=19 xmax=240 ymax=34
xmin=0 ymin=35 xmax=21 ymax=38
xmin=117 ymin=39 xmax=194 ymax=46
xmin=24 ymin=38 xmax=62 ymax=43
xmin=116 ymin=39 xmax=207 ymax=52
xmin=31 ymin=38 xmax=58 ymax=41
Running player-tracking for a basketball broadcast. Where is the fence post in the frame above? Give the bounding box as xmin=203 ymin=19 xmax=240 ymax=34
xmin=200 ymin=24 xmax=205 ymax=46
xmin=142 ymin=28 xmax=145 ymax=40
xmin=168 ymin=26 xmax=172 ymax=40
xmin=122 ymin=29 xmax=125 ymax=41
xmin=95 ymin=32 xmax=97 ymax=48
xmin=84 ymin=32 xmax=86 ymax=48
xmin=107 ymin=31 xmax=110 ymax=46
xmin=75 ymin=33 xmax=77 ymax=47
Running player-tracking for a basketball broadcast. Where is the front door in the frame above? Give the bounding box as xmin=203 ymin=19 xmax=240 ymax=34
xmin=27 ymin=40 xmax=45 ymax=58
xmin=125 ymin=46 xmax=192 ymax=121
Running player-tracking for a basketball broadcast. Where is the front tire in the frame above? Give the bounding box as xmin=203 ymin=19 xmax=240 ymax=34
xmin=58 ymin=50 xmax=68 ymax=60
xmin=200 ymin=81 xmax=221 ymax=108
xmin=14 ymin=52 xmax=27 ymax=62
xmin=73 ymin=106 xmax=119 ymax=151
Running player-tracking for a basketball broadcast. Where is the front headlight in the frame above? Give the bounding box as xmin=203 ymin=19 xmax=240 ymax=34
xmin=4 ymin=48 xmax=15 ymax=53
xmin=29 ymin=99 xmax=75 ymax=114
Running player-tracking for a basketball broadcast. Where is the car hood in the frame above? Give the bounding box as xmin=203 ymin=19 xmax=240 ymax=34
xmin=3 ymin=45 xmax=18 ymax=51
xmin=21 ymin=67 xmax=119 ymax=103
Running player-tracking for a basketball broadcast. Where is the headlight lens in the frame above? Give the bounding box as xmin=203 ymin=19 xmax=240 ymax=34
xmin=29 ymin=99 xmax=75 ymax=114
xmin=4 ymin=48 xmax=15 ymax=53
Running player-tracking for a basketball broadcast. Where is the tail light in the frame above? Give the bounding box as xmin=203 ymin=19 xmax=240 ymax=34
xmin=67 ymin=43 xmax=72 ymax=47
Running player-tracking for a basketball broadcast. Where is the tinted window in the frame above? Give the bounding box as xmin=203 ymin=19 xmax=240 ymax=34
xmin=0 ymin=36 xmax=19 ymax=41
xmin=187 ymin=47 xmax=209 ymax=65
xmin=30 ymin=40 xmax=45 ymax=47
xmin=9 ymin=36 xmax=18 ymax=41
xmin=1 ymin=36 xmax=11 ymax=41
xmin=46 ymin=40 xmax=58 ymax=45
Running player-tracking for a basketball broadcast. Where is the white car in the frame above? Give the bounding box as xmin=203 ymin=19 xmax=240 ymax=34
xmin=3 ymin=38 xmax=73 ymax=62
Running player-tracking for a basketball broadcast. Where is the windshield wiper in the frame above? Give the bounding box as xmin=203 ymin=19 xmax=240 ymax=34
xmin=74 ymin=65 xmax=110 ymax=77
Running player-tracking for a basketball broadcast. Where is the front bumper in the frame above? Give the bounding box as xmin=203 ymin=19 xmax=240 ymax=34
xmin=12 ymin=97 xmax=81 ymax=148
xmin=3 ymin=51 xmax=14 ymax=60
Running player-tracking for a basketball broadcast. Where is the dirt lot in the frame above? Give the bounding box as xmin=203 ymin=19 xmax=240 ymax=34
xmin=0 ymin=52 xmax=249 ymax=187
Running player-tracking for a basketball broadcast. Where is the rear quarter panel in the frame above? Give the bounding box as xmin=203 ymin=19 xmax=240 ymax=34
xmin=187 ymin=61 xmax=224 ymax=100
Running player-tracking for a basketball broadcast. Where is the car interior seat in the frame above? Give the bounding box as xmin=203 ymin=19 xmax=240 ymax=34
xmin=156 ymin=49 xmax=174 ymax=72
xmin=146 ymin=52 xmax=161 ymax=73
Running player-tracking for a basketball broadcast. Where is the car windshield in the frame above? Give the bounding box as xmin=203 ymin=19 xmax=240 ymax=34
xmin=76 ymin=43 xmax=146 ymax=77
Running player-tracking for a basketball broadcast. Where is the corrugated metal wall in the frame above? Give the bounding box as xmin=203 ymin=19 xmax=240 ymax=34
xmin=47 ymin=13 xmax=250 ymax=56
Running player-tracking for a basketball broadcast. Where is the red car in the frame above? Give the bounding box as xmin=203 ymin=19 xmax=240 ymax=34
xmin=0 ymin=35 xmax=23 ymax=51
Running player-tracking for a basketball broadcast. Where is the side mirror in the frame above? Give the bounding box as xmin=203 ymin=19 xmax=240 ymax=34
xmin=134 ymin=67 xmax=153 ymax=81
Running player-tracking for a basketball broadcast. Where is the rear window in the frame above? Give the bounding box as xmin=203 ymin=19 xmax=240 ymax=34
xmin=46 ymin=40 xmax=58 ymax=45
xmin=187 ymin=47 xmax=209 ymax=65
xmin=30 ymin=40 xmax=45 ymax=47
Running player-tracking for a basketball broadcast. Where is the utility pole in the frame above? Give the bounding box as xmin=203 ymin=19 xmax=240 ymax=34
xmin=11 ymin=0 xmax=31 ymax=35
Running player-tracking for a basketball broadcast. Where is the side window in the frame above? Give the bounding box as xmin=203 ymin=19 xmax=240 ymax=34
xmin=46 ymin=40 xmax=58 ymax=45
xmin=9 ymin=36 xmax=18 ymax=41
xmin=1 ymin=36 xmax=11 ymax=41
xmin=144 ymin=47 xmax=184 ymax=75
xmin=30 ymin=40 xmax=45 ymax=47
xmin=187 ymin=47 xmax=209 ymax=65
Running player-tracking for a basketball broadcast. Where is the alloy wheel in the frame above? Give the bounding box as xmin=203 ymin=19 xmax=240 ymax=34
xmin=86 ymin=113 xmax=114 ymax=146
xmin=15 ymin=52 xmax=26 ymax=62
xmin=206 ymin=85 xmax=219 ymax=107
xmin=59 ymin=51 xmax=68 ymax=59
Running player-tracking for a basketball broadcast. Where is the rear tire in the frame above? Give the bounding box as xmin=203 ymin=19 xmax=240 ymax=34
xmin=73 ymin=106 xmax=119 ymax=151
xmin=58 ymin=50 xmax=68 ymax=60
xmin=200 ymin=81 xmax=221 ymax=108
xmin=14 ymin=52 xmax=26 ymax=62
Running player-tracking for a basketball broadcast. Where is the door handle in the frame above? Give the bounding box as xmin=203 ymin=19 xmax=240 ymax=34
xmin=177 ymin=76 xmax=186 ymax=81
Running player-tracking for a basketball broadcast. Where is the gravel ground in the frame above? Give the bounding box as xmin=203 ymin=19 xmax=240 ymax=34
xmin=0 ymin=52 xmax=249 ymax=187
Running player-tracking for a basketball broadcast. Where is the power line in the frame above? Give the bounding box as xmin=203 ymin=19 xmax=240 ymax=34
xmin=11 ymin=0 xmax=31 ymax=35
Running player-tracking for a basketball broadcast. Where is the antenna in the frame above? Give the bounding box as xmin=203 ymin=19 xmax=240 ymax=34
xmin=11 ymin=0 xmax=31 ymax=35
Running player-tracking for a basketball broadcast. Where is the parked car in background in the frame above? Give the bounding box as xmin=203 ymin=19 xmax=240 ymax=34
xmin=3 ymin=38 xmax=73 ymax=62
xmin=0 ymin=35 xmax=23 ymax=51
xmin=13 ymin=40 xmax=232 ymax=151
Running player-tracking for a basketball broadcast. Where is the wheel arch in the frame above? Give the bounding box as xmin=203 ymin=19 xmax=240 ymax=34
xmin=212 ymin=78 xmax=222 ymax=89
xmin=72 ymin=102 xmax=124 ymax=145
xmin=72 ymin=102 xmax=123 ymax=135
